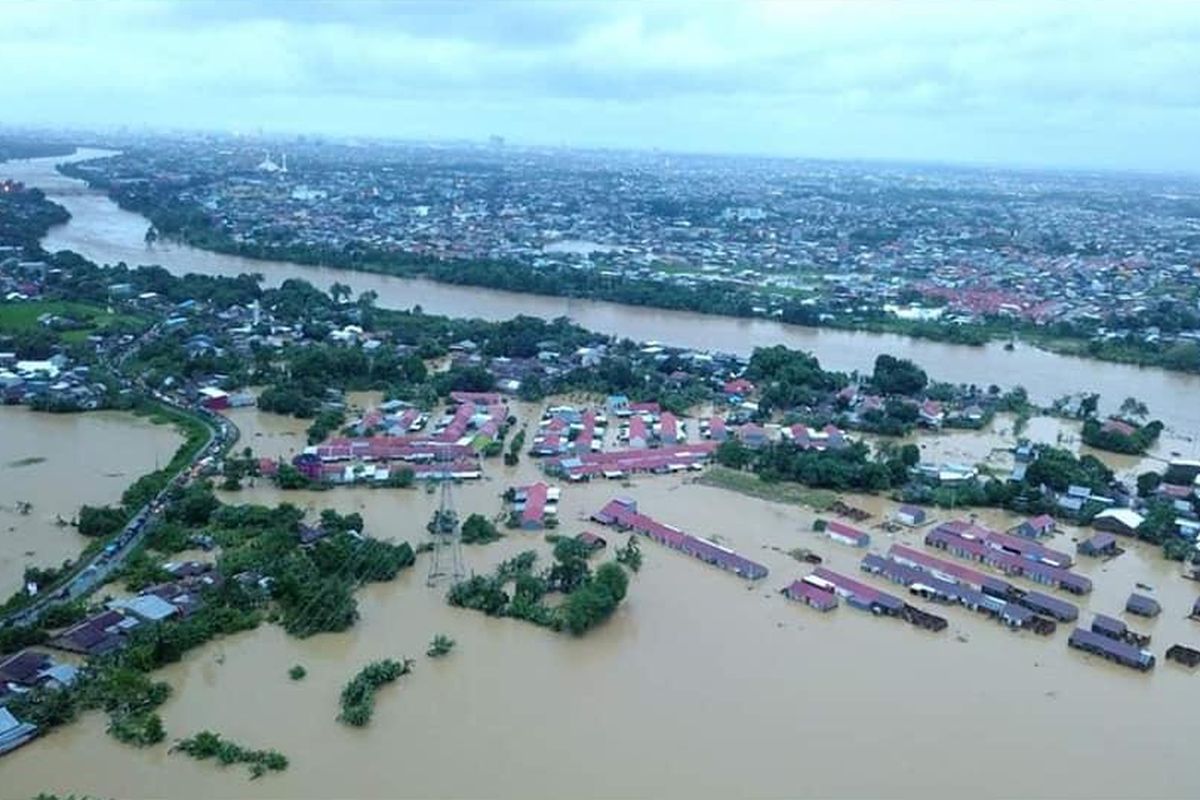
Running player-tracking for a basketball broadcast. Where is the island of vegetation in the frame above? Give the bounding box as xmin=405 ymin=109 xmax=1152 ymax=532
xmin=449 ymin=539 xmax=633 ymax=636
xmin=171 ymin=730 xmax=288 ymax=779
xmin=426 ymin=634 xmax=455 ymax=658
xmin=338 ymin=658 xmax=413 ymax=727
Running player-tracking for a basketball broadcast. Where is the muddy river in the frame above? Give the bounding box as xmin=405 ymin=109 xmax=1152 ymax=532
xmin=2 ymin=153 xmax=1200 ymax=798
xmin=6 ymin=150 xmax=1200 ymax=434
xmin=0 ymin=407 xmax=182 ymax=599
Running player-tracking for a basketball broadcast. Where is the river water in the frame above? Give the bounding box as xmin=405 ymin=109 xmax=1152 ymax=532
xmin=5 ymin=150 xmax=1200 ymax=436
xmin=3 ymin=154 xmax=1200 ymax=799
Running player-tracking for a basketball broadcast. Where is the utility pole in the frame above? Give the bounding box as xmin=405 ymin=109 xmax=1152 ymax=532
xmin=426 ymin=452 xmax=466 ymax=587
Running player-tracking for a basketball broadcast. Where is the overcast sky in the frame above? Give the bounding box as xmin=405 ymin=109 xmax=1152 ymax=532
xmin=3 ymin=0 xmax=1200 ymax=172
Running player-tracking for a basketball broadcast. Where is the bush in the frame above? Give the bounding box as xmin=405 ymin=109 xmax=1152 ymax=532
xmin=460 ymin=514 xmax=502 ymax=545
xmin=338 ymin=659 xmax=412 ymax=727
xmin=426 ymin=634 xmax=455 ymax=658
xmin=173 ymin=730 xmax=289 ymax=779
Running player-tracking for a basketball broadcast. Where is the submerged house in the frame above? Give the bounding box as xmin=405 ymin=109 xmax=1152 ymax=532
xmin=511 ymin=481 xmax=559 ymax=530
xmin=806 ymin=567 xmax=905 ymax=616
xmin=0 ymin=650 xmax=79 ymax=695
xmin=782 ymin=579 xmax=838 ymax=612
xmin=1011 ymin=515 xmax=1056 ymax=539
xmin=0 ymin=705 xmax=38 ymax=756
xmin=925 ymin=522 xmax=1092 ymax=595
xmin=826 ymin=520 xmax=870 ymax=548
xmin=895 ymin=505 xmax=927 ymax=527
xmin=592 ymin=498 xmax=767 ymax=580
xmin=1068 ymin=627 xmax=1155 ymax=671
xmin=1078 ymin=532 xmax=1120 ymax=558
xmin=50 ymin=610 xmax=140 ymax=656
xmin=1092 ymin=509 xmax=1145 ymax=537
xmin=575 ymin=531 xmax=607 ymax=552
xmin=1125 ymin=593 xmax=1161 ymax=618
xmin=918 ymin=400 xmax=945 ymax=428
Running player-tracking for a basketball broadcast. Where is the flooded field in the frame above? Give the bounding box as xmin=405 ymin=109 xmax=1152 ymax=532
xmin=0 ymin=406 xmax=183 ymax=598
xmin=4 ymin=401 xmax=1200 ymax=799
xmin=876 ymin=413 xmax=1194 ymax=485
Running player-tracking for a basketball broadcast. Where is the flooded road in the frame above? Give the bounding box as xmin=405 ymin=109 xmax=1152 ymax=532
xmin=6 ymin=150 xmax=1200 ymax=435
xmin=4 ymin=154 xmax=1200 ymax=798
xmin=0 ymin=406 xmax=182 ymax=599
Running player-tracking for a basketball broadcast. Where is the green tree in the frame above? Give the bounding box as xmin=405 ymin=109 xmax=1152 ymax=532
xmin=77 ymin=505 xmax=126 ymax=537
xmin=460 ymin=514 xmax=502 ymax=545
xmin=1136 ymin=471 xmax=1162 ymax=498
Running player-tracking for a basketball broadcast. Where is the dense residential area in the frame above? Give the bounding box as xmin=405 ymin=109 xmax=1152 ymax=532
xmin=53 ymin=135 xmax=1200 ymax=369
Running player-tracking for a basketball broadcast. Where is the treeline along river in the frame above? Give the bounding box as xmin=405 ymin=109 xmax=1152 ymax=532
xmin=9 ymin=149 xmax=1200 ymax=437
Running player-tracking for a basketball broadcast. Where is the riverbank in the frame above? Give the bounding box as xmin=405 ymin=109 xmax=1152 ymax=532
xmin=48 ymin=149 xmax=1200 ymax=376
xmin=12 ymin=151 xmax=1200 ymax=435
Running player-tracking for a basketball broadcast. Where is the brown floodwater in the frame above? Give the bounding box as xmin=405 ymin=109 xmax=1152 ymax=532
xmin=4 ymin=401 xmax=1200 ymax=799
xmin=6 ymin=151 xmax=1200 ymax=433
xmin=5 ymin=152 xmax=1200 ymax=797
xmin=872 ymin=414 xmax=1193 ymax=485
xmin=0 ymin=406 xmax=182 ymax=598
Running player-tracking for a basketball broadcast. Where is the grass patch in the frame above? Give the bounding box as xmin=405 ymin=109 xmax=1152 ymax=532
xmin=696 ymin=466 xmax=837 ymax=511
xmin=0 ymin=299 xmax=146 ymax=337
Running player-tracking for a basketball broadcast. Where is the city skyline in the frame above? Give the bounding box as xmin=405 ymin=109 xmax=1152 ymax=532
xmin=3 ymin=1 xmax=1200 ymax=173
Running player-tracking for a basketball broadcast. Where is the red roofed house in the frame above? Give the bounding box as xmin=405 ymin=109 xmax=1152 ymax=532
xmin=628 ymin=401 xmax=661 ymax=416
xmin=826 ymin=520 xmax=871 ymax=548
xmin=737 ymin=423 xmax=768 ymax=448
xmin=513 ymin=482 xmax=558 ymax=529
xmin=723 ymin=378 xmax=756 ymax=398
xmin=783 ymin=579 xmax=838 ymax=612
xmin=1101 ymin=418 xmax=1138 ymax=438
xmin=628 ymin=415 xmax=648 ymax=449
xmin=658 ymin=411 xmax=680 ymax=444
xmin=918 ymin=400 xmax=945 ymax=428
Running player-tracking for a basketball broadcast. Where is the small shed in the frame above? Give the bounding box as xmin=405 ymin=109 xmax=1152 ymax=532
xmin=896 ymin=505 xmax=927 ymax=527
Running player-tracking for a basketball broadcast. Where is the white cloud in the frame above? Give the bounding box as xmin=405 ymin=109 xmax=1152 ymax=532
xmin=1 ymin=0 xmax=1199 ymax=170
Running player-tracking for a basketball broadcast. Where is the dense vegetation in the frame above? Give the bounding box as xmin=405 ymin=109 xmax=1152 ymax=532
xmin=1081 ymin=417 xmax=1164 ymax=455
xmin=172 ymin=730 xmax=289 ymax=779
xmin=0 ymin=185 xmax=70 ymax=246
xmin=448 ymin=541 xmax=633 ymax=636
xmin=338 ymin=658 xmax=412 ymax=727
xmin=6 ymin=494 xmax=419 ymax=748
xmin=460 ymin=513 xmax=503 ymax=545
